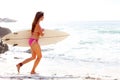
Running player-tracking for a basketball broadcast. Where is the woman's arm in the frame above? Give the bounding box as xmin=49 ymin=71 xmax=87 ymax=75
xmin=38 ymin=25 xmax=44 ymax=36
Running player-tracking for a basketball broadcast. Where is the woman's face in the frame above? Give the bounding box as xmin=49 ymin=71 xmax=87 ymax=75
xmin=39 ymin=16 xmax=44 ymax=22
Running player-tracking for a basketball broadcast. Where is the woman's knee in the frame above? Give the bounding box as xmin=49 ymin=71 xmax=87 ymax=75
xmin=36 ymin=57 xmax=41 ymax=61
xmin=31 ymin=56 xmax=36 ymax=60
xmin=37 ymin=55 xmax=42 ymax=60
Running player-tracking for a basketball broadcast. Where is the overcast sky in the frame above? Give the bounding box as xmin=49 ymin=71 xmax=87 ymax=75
xmin=0 ymin=0 xmax=120 ymax=22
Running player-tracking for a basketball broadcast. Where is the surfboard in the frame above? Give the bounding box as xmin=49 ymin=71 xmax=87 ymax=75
xmin=2 ymin=29 xmax=69 ymax=47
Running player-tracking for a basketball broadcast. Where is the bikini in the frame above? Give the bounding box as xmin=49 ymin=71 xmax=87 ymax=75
xmin=29 ymin=27 xmax=44 ymax=46
xmin=29 ymin=38 xmax=38 ymax=46
xmin=29 ymin=31 xmax=40 ymax=46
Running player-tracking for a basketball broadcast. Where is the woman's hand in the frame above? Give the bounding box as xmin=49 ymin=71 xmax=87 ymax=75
xmin=42 ymin=28 xmax=44 ymax=32
xmin=41 ymin=28 xmax=45 ymax=36
xmin=41 ymin=32 xmax=44 ymax=36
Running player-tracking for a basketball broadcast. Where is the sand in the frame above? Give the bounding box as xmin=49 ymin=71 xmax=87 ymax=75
xmin=0 ymin=51 xmax=120 ymax=80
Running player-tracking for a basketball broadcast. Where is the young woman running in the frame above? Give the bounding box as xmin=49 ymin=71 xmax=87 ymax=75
xmin=16 ymin=11 xmax=44 ymax=74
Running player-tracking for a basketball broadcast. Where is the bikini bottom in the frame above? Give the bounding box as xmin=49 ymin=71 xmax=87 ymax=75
xmin=29 ymin=38 xmax=38 ymax=46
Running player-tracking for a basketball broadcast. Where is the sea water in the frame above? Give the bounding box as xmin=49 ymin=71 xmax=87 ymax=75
xmin=0 ymin=21 xmax=120 ymax=78
xmin=48 ymin=21 xmax=120 ymax=66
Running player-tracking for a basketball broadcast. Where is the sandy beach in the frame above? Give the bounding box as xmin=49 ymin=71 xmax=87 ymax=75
xmin=0 ymin=49 xmax=120 ymax=80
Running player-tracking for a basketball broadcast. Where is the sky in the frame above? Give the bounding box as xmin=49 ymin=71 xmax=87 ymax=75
xmin=0 ymin=0 xmax=120 ymax=23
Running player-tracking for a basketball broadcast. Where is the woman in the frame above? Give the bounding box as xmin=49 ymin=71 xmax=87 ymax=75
xmin=16 ymin=11 xmax=44 ymax=74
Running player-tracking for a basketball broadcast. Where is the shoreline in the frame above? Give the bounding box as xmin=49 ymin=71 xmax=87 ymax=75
xmin=0 ymin=52 xmax=120 ymax=80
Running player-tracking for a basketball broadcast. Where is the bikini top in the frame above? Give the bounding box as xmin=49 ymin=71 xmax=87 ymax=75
xmin=32 ymin=25 xmax=42 ymax=37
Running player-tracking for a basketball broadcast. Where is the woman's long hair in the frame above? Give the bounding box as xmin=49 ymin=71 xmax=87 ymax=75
xmin=31 ymin=11 xmax=44 ymax=33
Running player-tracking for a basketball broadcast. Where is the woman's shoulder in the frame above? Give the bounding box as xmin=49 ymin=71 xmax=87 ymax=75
xmin=34 ymin=25 xmax=40 ymax=32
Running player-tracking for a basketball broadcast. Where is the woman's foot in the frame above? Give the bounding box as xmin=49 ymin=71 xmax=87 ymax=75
xmin=31 ymin=71 xmax=36 ymax=74
xmin=16 ymin=63 xmax=23 ymax=73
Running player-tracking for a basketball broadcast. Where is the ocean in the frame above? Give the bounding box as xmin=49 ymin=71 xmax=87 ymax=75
xmin=0 ymin=21 xmax=120 ymax=79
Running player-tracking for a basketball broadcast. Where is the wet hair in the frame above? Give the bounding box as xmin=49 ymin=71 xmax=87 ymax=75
xmin=31 ymin=11 xmax=44 ymax=33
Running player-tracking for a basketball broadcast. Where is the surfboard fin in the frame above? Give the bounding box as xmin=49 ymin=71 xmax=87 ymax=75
xmin=5 ymin=38 xmax=10 ymax=41
xmin=13 ymin=32 xmax=18 ymax=35
xmin=13 ymin=44 xmax=18 ymax=46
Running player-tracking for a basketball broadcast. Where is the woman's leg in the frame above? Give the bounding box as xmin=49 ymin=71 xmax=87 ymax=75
xmin=16 ymin=41 xmax=37 ymax=73
xmin=30 ymin=42 xmax=42 ymax=74
xmin=21 ymin=50 xmax=36 ymax=64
